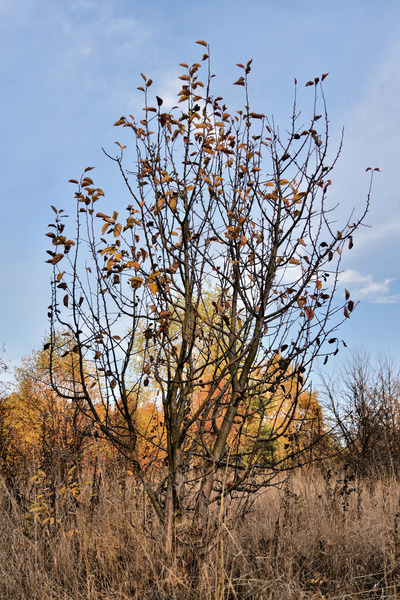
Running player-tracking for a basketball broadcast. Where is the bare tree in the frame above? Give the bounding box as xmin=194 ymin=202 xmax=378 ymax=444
xmin=45 ymin=42 xmax=373 ymax=549
xmin=321 ymin=350 xmax=400 ymax=477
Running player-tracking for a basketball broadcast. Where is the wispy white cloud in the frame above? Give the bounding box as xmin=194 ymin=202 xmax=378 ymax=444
xmin=336 ymin=36 xmax=400 ymax=219
xmin=327 ymin=36 xmax=400 ymax=313
xmin=339 ymin=269 xmax=398 ymax=304
xmin=155 ymin=71 xmax=182 ymax=109
xmin=0 ymin=0 xmax=151 ymax=92
xmin=350 ymin=217 xmax=400 ymax=252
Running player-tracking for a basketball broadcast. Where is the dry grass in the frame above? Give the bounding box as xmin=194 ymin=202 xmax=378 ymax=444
xmin=1 ymin=469 xmax=400 ymax=599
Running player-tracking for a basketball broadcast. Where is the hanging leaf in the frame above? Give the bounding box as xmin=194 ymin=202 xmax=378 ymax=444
xmin=148 ymin=281 xmax=158 ymax=295
xmin=51 ymin=254 xmax=64 ymax=265
xmin=130 ymin=277 xmax=143 ymax=289
xmin=305 ymin=307 xmax=314 ymax=321
xmin=297 ymin=297 xmax=307 ymax=308
xmin=196 ymin=40 xmax=208 ymax=47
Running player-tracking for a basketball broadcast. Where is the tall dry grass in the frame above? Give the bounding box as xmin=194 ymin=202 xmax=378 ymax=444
xmin=1 ymin=468 xmax=400 ymax=599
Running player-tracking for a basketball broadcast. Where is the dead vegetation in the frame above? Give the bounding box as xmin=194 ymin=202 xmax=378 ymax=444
xmin=1 ymin=468 xmax=400 ymax=599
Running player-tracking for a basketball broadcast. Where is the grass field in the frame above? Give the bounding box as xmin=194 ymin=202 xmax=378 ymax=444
xmin=1 ymin=468 xmax=399 ymax=599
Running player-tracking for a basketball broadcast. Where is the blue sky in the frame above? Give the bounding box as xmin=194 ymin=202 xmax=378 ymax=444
xmin=1 ymin=0 xmax=399 ymax=371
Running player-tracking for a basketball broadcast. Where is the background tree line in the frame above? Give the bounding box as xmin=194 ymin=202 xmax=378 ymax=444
xmin=2 ymin=342 xmax=400 ymax=494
